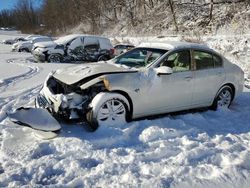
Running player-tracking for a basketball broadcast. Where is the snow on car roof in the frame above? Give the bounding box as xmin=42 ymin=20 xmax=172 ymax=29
xmin=55 ymin=34 xmax=109 ymax=44
xmin=138 ymin=41 xmax=213 ymax=51
xmin=25 ymin=35 xmax=42 ymax=39
xmin=32 ymin=36 xmax=50 ymax=40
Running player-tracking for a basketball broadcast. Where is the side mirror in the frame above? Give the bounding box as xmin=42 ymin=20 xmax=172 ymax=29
xmin=155 ymin=66 xmax=173 ymax=76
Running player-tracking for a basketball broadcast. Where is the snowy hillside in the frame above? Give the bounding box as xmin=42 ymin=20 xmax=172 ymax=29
xmin=1 ymin=32 xmax=250 ymax=187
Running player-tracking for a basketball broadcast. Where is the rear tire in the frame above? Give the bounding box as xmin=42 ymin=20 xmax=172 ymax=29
xmin=210 ymin=85 xmax=233 ymax=110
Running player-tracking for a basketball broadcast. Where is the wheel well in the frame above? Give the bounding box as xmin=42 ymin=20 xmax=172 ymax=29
xmin=49 ymin=53 xmax=62 ymax=57
xmin=44 ymin=51 xmax=49 ymax=61
xmin=222 ymin=83 xmax=235 ymax=100
xmin=98 ymin=54 xmax=110 ymax=60
xmin=111 ymin=90 xmax=133 ymax=120
xmin=19 ymin=47 xmax=29 ymax=52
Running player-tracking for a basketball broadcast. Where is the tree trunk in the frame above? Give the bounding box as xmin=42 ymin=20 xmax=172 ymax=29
xmin=168 ymin=0 xmax=178 ymax=33
xmin=208 ymin=0 xmax=214 ymax=24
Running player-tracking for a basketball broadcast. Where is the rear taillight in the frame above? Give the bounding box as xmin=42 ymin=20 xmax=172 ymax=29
xmin=110 ymin=48 xmax=115 ymax=55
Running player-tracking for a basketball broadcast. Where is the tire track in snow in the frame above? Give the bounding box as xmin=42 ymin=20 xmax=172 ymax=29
xmin=0 ymin=85 xmax=42 ymax=123
xmin=0 ymin=58 xmax=41 ymax=92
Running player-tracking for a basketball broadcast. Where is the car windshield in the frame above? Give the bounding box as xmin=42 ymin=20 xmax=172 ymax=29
xmin=112 ymin=48 xmax=167 ymax=68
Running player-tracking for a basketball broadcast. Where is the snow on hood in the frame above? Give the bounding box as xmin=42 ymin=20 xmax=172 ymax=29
xmin=33 ymin=41 xmax=57 ymax=48
xmin=53 ymin=62 xmax=137 ymax=85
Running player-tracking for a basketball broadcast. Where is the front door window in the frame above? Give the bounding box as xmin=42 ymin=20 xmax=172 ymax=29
xmin=160 ymin=50 xmax=191 ymax=72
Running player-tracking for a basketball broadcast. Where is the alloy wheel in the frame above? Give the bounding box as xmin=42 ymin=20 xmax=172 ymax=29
xmin=49 ymin=55 xmax=61 ymax=63
xmin=217 ymin=89 xmax=232 ymax=108
xmin=97 ymin=99 xmax=126 ymax=126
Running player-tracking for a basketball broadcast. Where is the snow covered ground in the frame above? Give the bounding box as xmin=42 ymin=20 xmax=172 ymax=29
xmin=0 ymin=32 xmax=250 ymax=187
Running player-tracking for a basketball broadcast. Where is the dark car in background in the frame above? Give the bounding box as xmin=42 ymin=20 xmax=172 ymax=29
xmin=32 ymin=34 xmax=114 ymax=63
xmin=114 ymin=44 xmax=135 ymax=56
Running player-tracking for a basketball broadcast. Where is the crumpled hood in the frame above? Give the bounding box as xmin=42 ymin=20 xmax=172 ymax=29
xmin=53 ymin=62 xmax=137 ymax=85
xmin=34 ymin=41 xmax=57 ymax=48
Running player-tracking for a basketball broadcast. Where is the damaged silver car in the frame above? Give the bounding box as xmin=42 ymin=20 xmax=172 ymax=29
xmin=36 ymin=41 xmax=244 ymax=130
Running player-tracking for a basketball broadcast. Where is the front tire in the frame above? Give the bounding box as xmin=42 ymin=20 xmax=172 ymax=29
xmin=87 ymin=93 xmax=130 ymax=130
xmin=211 ymin=85 xmax=233 ymax=110
xmin=19 ymin=48 xmax=29 ymax=52
xmin=48 ymin=54 xmax=62 ymax=63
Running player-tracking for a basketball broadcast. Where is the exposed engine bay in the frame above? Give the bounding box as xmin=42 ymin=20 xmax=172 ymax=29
xmin=36 ymin=75 xmax=109 ymax=120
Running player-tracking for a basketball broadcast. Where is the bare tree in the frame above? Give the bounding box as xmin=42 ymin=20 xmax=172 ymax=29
xmin=207 ymin=0 xmax=214 ymax=24
xmin=168 ymin=0 xmax=178 ymax=33
xmin=13 ymin=0 xmax=40 ymax=33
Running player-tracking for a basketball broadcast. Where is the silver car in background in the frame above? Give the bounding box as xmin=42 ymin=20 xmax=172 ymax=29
xmin=36 ymin=41 xmax=244 ymax=130
xmin=12 ymin=36 xmax=52 ymax=52
xmin=2 ymin=35 xmax=42 ymax=45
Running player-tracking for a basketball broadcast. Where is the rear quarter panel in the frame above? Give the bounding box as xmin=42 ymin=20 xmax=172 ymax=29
xmin=223 ymin=58 xmax=244 ymax=98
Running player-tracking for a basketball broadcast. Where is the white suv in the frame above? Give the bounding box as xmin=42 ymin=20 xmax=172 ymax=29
xmin=32 ymin=34 xmax=114 ymax=63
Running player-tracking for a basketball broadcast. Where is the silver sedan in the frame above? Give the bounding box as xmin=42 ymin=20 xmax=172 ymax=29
xmin=36 ymin=41 xmax=244 ymax=130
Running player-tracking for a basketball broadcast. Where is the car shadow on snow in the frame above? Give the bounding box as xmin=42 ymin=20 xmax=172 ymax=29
xmin=57 ymin=90 xmax=250 ymax=149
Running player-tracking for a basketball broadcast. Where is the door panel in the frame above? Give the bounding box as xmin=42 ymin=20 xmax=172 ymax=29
xmin=192 ymin=50 xmax=225 ymax=106
xmin=132 ymin=70 xmax=194 ymax=117
xmin=136 ymin=50 xmax=194 ymax=116
xmin=158 ymin=71 xmax=194 ymax=111
xmin=193 ymin=68 xmax=225 ymax=106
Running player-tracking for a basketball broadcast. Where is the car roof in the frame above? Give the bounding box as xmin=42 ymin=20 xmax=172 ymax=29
xmin=138 ymin=41 xmax=215 ymax=52
xmin=25 ymin=35 xmax=42 ymax=39
xmin=55 ymin=34 xmax=110 ymax=44
xmin=59 ymin=34 xmax=109 ymax=40
xmin=32 ymin=36 xmax=50 ymax=39
xmin=115 ymin=44 xmax=135 ymax=47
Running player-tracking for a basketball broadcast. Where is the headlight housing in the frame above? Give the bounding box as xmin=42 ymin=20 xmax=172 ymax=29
xmin=103 ymin=77 xmax=111 ymax=90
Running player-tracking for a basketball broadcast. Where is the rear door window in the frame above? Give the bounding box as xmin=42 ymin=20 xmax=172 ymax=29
xmin=214 ymin=54 xmax=223 ymax=68
xmin=194 ymin=50 xmax=223 ymax=70
xmin=194 ymin=51 xmax=214 ymax=70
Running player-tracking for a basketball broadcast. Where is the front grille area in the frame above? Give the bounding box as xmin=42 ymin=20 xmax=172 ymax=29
xmin=37 ymin=94 xmax=50 ymax=108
